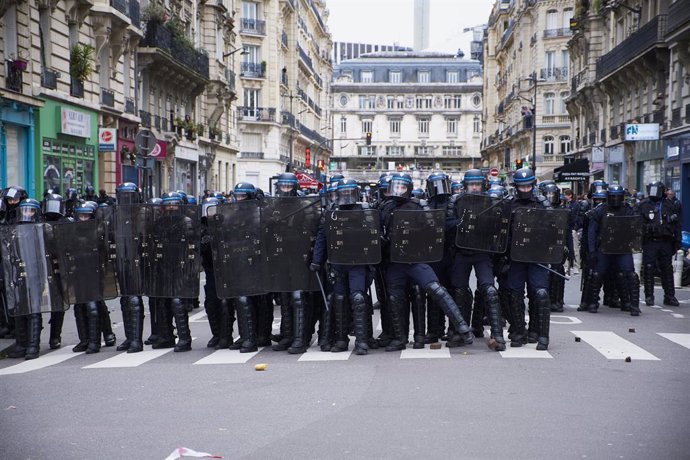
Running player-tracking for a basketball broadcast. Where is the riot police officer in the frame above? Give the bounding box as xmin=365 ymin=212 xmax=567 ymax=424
xmin=200 ymin=196 xmax=228 ymax=348
xmin=542 ymin=183 xmax=569 ymax=313
xmin=578 ymin=181 xmax=607 ymax=312
xmin=639 ymin=181 xmax=681 ymax=306
xmin=41 ymin=193 xmax=68 ymax=350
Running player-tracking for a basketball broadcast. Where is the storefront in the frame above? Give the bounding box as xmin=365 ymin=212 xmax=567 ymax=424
xmin=173 ymin=143 xmax=198 ymax=196
xmin=554 ymin=158 xmax=589 ymax=196
xmin=0 ymin=97 xmax=40 ymax=196
xmin=36 ymin=99 xmax=98 ymax=196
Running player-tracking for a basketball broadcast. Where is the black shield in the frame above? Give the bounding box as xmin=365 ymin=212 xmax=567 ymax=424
xmin=599 ymin=215 xmax=643 ymax=254
xmin=326 ymin=209 xmax=381 ymax=265
xmin=208 ymin=200 xmax=266 ymax=298
xmin=95 ymin=207 xmax=119 ymax=299
xmin=510 ymin=208 xmax=570 ymax=264
xmin=0 ymin=224 xmax=65 ymax=316
xmin=262 ymin=197 xmax=321 ymax=292
xmin=113 ymin=204 xmax=151 ymax=296
xmin=389 ymin=209 xmax=445 ymax=263
xmin=454 ymin=194 xmax=511 ymax=253
xmin=147 ymin=204 xmax=201 ymax=298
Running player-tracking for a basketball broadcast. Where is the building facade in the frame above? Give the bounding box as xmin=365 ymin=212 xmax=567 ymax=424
xmin=481 ymin=0 xmax=575 ymax=181
xmin=330 ymin=52 xmax=483 ymax=184
xmin=332 ymin=42 xmax=413 ymax=66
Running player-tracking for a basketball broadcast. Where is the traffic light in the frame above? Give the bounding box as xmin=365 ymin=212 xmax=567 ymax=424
xmin=515 ymin=158 xmax=523 ymax=169
xmin=366 ymin=132 xmax=372 ymax=146
xmin=305 ymin=147 xmax=311 ymax=168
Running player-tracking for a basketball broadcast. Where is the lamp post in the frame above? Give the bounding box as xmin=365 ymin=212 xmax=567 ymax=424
xmin=521 ymin=71 xmax=543 ymax=174
xmin=281 ymin=67 xmax=299 ymax=172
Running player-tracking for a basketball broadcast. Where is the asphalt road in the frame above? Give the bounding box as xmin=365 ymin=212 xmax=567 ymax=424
xmin=1 ymin=275 xmax=689 ymax=460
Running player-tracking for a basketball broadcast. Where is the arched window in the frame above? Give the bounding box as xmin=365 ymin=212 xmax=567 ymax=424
xmin=559 ymin=135 xmax=571 ymax=154
xmin=544 ymin=135 xmax=555 ymax=155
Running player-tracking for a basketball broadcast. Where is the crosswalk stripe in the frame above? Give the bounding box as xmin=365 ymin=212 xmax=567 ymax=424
xmin=400 ymin=347 xmax=450 ymax=359
xmin=571 ymin=331 xmax=660 ymax=360
xmin=83 ymin=348 xmax=174 ymax=369
xmin=671 ymin=313 xmax=685 ymax=319
xmin=657 ymin=333 xmax=690 ymax=350
xmin=499 ymin=344 xmax=553 ymax=359
xmin=193 ymin=347 xmax=264 ymax=365
xmin=188 ymin=311 xmax=208 ymax=322
xmin=0 ymin=347 xmax=83 ymax=376
xmin=299 ymin=345 xmax=353 ymax=361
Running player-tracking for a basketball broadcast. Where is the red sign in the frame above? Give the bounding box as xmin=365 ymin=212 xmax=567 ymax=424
xmin=296 ymin=172 xmax=322 ymax=190
xmin=149 ymin=140 xmax=167 ymax=160
xmin=490 ymin=168 xmax=499 ymax=177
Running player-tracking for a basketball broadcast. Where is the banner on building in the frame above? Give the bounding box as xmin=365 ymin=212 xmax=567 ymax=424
xmin=624 ymin=123 xmax=659 ymax=141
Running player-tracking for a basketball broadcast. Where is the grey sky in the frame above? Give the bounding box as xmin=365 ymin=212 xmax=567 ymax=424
xmin=324 ymin=0 xmax=494 ymax=55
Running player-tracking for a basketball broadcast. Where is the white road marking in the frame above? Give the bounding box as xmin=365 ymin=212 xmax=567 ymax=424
xmin=571 ymin=331 xmax=660 ymax=360
xmin=550 ymin=315 xmax=583 ymax=325
xmin=661 ymin=309 xmax=673 ymax=312
xmin=400 ymin=347 xmax=451 ymax=359
xmin=0 ymin=347 xmax=83 ymax=376
xmin=194 ymin=347 xmax=264 ymax=365
xmin=188 ymin=311 xmax=208 ymax=322
xmin=299 ymin=345 xmax=353 ymax=361
xmin=657 ymin=333 xmax=690 ymax=350
xmin=499 ymin=344 xmax=553 ymax=359
xmin=83 ymin=348 xmax=174 ymax=369
xmin=671 ymin=313 xmax=685 ymax=319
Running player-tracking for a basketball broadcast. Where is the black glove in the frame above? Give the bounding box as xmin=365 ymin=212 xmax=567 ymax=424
xmin=309 ymin=262 xmax=321 ymax=272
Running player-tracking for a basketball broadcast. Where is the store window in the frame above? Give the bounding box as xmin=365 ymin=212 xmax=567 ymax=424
xmin=41 ymin=138 xmax=96 ymax=193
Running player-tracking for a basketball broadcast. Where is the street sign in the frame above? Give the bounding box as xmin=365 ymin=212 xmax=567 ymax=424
xmin=490 ymin=168 xmax=499 ymax=177
xmin=135 ymin=129 xmax=157 ymax=157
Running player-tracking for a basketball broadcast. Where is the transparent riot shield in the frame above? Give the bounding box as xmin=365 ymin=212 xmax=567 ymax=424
xmin=454 ymin=194 xmax=511 ymax=253
xmin=113 ymin=204 xmax=151 ymax=296
xmin=326 ymin=209 xmax=381 ymax=265
xmin=262 ymin=197 xmax=321 ymax=292
xmin=510 ymin=208 xmax=570 ymax=264
xmin=0 ymin=224 xmax=66 ymax=316
xmin=388 ymin=209 xmax=445 ymax=263
xmin=208 ymin=200 xmax=266 ymax=298
xmin=599 ymin=215 xmax=643 ymax=254
xmin=146 ymin=204 xmax=201 ymax=298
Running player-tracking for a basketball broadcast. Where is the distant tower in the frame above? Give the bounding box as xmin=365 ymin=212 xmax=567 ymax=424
xmin=413 ymin=0 xmax=430 ymax=51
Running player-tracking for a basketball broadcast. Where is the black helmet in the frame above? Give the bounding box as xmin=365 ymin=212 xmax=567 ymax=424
xmin=116 ymin=182 xmax=140 ymax=205
xmin=3 ymin=186 xmax=28 ymax=212
xmin=147 ymin=197 xmax=162 ymax=205
xmin=42 ymin=193 xmax=65 ymax=218
xmin=201 ymin=197 xmax=221 ymax=218
xmin=187 ymin=196 xmax=197 ymax=205
xmin=426 ymin=172 xmax=451 ymax=198
xmin=330 ymin=174 xmax=345 ymax=185
xmin=542 ymin=183 xmax=561 ymax=207
xmin=463 ymin=169 xmax=486 ymax=193
xmin=74 ymin=201 xmax=98 ymax=221
xmin=336 ymin=178 xmax=360 ymax=206
xmin=512 ymin=167 xmax=536 ymax=200
xmin=388 ymin=173 xmax=413 ymax=199
xmin=65 ymin=187 xmax=78 ymax=202
xmin=84 ymin=185 xmax=96 ymax=198
xmin=161 ymin=191 xmax=184 ymax=206
xmin=450 ymin=180 xmax=462 ymax=195
xmin=487 ymin=185 xmax=508 ymax=199
xmin=234 ymin=182 xmax=257 ymax=201
xmin=275 ymin=173 xmax=298 ymax=196
xmin=17 ymin=198 xmax=42 ymax=223
xmin=589 ymin=180 xmax=608 ymax=202
xmin=607 ymin=184 xmax=625 ymax=208
xmin=646 ymin=181 xmax=666 ymax=201
xmin=174 ymin=190 xmax=189 ymax=204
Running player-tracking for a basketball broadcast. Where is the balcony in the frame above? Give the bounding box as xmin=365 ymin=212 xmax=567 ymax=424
xmin=610 ymin=125 xmax=619 ymax=140
xmin=667 ymin=0 xmax=690 ymax=37
xmin=298 ymin=122 xmax=327 ymax=145
xmin=597 ymin=15 xmax=667 ymax=80
xmin=543 ymin=28 xmax=573 ymax=39
xmin=111 ymin=0 xmax=127 ymax=16
xmin=70 ymin=79 xmax=84 ymax=98
xmin=4 ymin=60 xmax=24 ymax=92
xmin=541 ymin=115 xmax=570 ymax=124
xmin=672 ymin=108 xmax=682 ymax=128
xmin=239 ymin=151 xmax=265 ymax=159
xmin=571 ymin=69 xmax=586 ymax=94
xmin=540 ymin=67 xmax=569 ymax=81
xmin=240 ymin=62 xmax=264 ymax=78
xmin=281 ymin=110 xmax=295 ymax=127
xmin=41 ymin=68 xmax=59 ymax=90
xmin=139 ymin=110 xmax=152 ymax=127
xmin=237 ymin=106 xmax=275 ymax=122
xmin=297 ymin=44 xmax=315 ymax=75
xmin=240 ymin=18 xmax=266 ymax=35
xmin=124 ymin=97 xmax=135 ymax=114
xmin=100 ymin=88 xmax=115 ymax=107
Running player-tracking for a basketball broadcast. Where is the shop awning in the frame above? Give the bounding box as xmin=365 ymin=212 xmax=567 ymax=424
xmin=554 ymin=158 xmax=590 ymax=182
xmin=296 ymin=172 xmax=323 ymax=190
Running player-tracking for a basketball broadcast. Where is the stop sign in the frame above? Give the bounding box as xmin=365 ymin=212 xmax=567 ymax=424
xmin=490 ymin=168 xmax=499 ymax=177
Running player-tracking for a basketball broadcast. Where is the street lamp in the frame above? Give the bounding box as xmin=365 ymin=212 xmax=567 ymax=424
xmin=223 ymin=46 xmax=248 ymax=59
xmin=521 ymin=71 xmax=545 ymax=174
xmin=281 ymin=67 xmax=299 ymax=172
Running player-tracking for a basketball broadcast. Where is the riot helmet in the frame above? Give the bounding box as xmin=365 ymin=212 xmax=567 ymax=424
xmin=388 ymin=173 xmax=413 ymax=199
xmin=147 ymin=197 xmax=162 ymax=205
xmin=588 ymin=180 xmax=608 ymax=200
xmin=234 ymin=182 xmax=257 ymax=201
xmin=275 ymin=173 xmax=298 ymax=197
xmin=450 ymin=180 xmax=462 ymax=195
xmin=84 ymin=185 xmax=96 ymax=199
xmin=65 ymin=187 xmax=78 ymax=202
xmin=646 ymin=181 xmax=666 ymax=201
xmin=336 ymin=178 xmax=360 ymax=206
xmin=542 ymin=183 xmax=561 ymax=207
xmin=376 ymin=174 xmax=391 ymax=200
xmin=538 ymin=180 xmax=556 ymax=194
xmin=330 ymin=174 xmax=345 ymax=186
xmin=463 ymin=169 xmax=486 ymax=194
xmin=17 ymin=198 xmax=42 ymax=223
xmin=426 ymin=172 xmax=451 ymax=198
xmin=74 ymin=201 xmax=97 ymax=221
xmin=512 ymin=167 xmax=536 ymax=200
xmin=187 ymin=196 xmax=197 ymax=205
xmin=42 ymin=193 xmax=65 ymax=218
xmin=487 ymin=185 xmax=508 ymax=199
xmin=3 ymin=186 xmax=28 ymax=211
xmin=607 ymin=184 xmax=625 ymax=208
xmin=201 ymin=197 xmax=221 ymax=218
xmin=175 ymin=190 xmax=189 ymax=204
xmin=116 ymin=182 xmax=141 ymax=205
xmin=161 ymin=191 xmax=184 ymax=210
xmin=411 ymin=188 xmax=425 ymax=199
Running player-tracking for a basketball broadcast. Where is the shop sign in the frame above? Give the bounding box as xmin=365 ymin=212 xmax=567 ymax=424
xmin=60 ymin=107 xmax=91 ymax=138
xmin=98 ymin=128 xmax=117 ymax=151
xmin=624 ymin=123 xmax=659 ymax=141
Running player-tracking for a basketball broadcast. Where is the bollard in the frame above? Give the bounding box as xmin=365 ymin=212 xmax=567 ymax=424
xmin=633 ymin=252 xmax=643 ymax=277
xmin=673 ymin=250 xmax=684 ymax=288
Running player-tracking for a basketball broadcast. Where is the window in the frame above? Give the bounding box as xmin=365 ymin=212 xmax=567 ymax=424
xmin=416 ymin=96 xmax=432 ymax=109
xmin=418 ymin=118 xmax=430 ymax=135
xmin=414 ymin=146 xmax=431 ymax=156
xmin=444 ymin=95 xmax=462 ymax=109
xmin=39 ymin=7 xmax=52 ymax=68
xmin=397 ymin=97 xmax=405 ymax=109
xmin=418 ymin=70 xmax=430 ymax=83
xmin=361 ymin=71 xmax=373 ymax=83
xmin=243 ymin=88 xmax=260 ymax=117
xmin=473 ymin=116 xmax=481 ymax=133
xmin=543 ymin=136 xmax=555 ymax=155
xmin=446 ymin=71 xmax=459 ymax=83
xmin=472 ymin=94 xmax=481 ymax=107
xmin=545 ymin=51 xmax=556 ymax=73
xmin=559 ymin=135 xmax=571 ymax=154
xmin=340 ymin=117 xmax=347 ymax=134
xmin=389 ymin=118 xmax=401 ymax=136
xmin=442 ymin=146 xmax=462 ymax=156
xmin=389 ymin=71 xmax=401 ymax=83
xmin=386 ymin=146 xmax=405 ymax=156
xmin=362 ymin=119 xmax=372 ymax=134
xmin=359 ymin=146 xmax=376 ymax=155
xmin=359 ymin=95 xmax=375 ymax=109
xmin=447 ymin=118 xmax=458 ymax=135
xmin=544 ymin=92 xmax=555 ymax=115
xmin=560 ymin=91 xmax=569 ymax=113
xmin=387 ymin=96 xmax=396 ymax=109
xmin=546 ymin=9 xmax=558 ymax=30
xmin=243 ymin=45 xmax=260 ymax=64
xmin=563 ymin=8 xmax=574 ymax=28
xmin=243 ymin=1 xmax=258 ymax=20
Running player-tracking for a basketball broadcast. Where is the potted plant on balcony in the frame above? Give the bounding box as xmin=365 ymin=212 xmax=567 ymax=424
xmin=142 ymin=2 xmax=165 ymax=24
xmin=196 ymin=123 xmax=205 ymax=137
xmin=9 ymin=53 xmax=28 ymax=71
xmin=209 ymin=125 xmax=220 ymax=140
xmin=175 ymin=117 xmax=185 ymax=135
xmin=260 ymin=61 xmax=267 ymax=76
xmin=70 ymin=43 xmax=94 ymax=83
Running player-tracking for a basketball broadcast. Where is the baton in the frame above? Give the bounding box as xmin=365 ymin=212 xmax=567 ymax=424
xmin=537 ymin=263 xmax=570 ymax=281
xmin=314 ymin=270 xmax=330 ymax=312
xmin=474 ymin=195 xmax=510 ymax=218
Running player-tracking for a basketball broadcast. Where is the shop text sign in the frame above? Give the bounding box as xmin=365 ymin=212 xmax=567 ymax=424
xmin=60 ymin=107 xmax=91 ymax=138
xmin=624 ymin=123 xmax=659 ymax=141
xmin=98 ymin=128 xmax=116 ymax=151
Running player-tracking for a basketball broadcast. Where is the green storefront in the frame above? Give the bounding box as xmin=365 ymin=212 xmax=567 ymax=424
xmin=35 ymin=99 xmax=99 ymax=197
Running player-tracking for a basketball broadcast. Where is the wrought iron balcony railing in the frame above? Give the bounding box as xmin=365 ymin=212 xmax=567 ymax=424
xmin=540 ymin=67 xmax=569 ymax=81
xmin=70 ymin=79 xmax=84 ymax=98
xmin=101 ymin=88 xmax=115 ymax=107
xmin=240 ymin=62 xmax=264 ymax=78
xmin=41 ymin=68 xmax=59 ymax=90
xmin=5 ymin=60 xmax=24 ymax=92
xmin=141 ymin=21 xmax=210 ymax=79
xmin=124 ymin=97 xmax=135 ymax=114
xmin=240 ymin=18 xmax=266 ymax=35
xmin=237 ymin=106 xmax=275 ymax=122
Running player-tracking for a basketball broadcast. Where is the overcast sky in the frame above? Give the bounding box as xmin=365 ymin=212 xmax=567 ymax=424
xmin=325 ymin=0 xmax=494 ymax=55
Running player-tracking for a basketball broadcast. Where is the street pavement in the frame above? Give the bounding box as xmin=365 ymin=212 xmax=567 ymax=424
xmin=1 ymin=275 xmax=689 ymax=459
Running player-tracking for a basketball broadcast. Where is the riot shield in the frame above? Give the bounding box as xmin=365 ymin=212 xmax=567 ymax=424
xmin=599 ymin=215 xmax=643 ymax=254
xmin=454 ymin=194 xmax=511 ymax=253
xmin=262 ymin=197 xmax=321 ymax=292
xmin=208 ymin=200 xmax=266 ymax=298
xmin=326 ymin=209 xmax=381 ymax=265
xmin=510 ymin=208 xmax=570 ymax=264
xmin=147 ymin=204 xmax=201 ymax=298
xmin=0 ymin=224 xmax=65 ymax=316
xmin=95 ymin=206 xmax=119 ymax=299
xmin=389 ymin=209 xmax=445 ymax=263
xmin=113 ymin=204 xmax=151 ymax=296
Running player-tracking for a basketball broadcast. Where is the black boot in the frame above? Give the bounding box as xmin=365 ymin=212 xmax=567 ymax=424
xmin=236 ymin=297 xmax=258 ymax=353
xmin=578 ymin=267 xmax=592 ymax=310
xmin=508 ymin=290 xmax=527 ymax=347
xmin=25 ymin=313 xmax=43 ymax=360
xmin=376 ymin=297 xmax=393 ymax=347
xmin=471 ymin=288 xmax=485 ymax=338
xmin=127 ymin=297 xmax=144 ymax=353
xmin=8 ymin=316 xmax=28 ymax=358
xmin=288 ymin=292 xmax=309 ymax=354
xmin=99 ymin=301 xmax=116 ymax=346
xmin=615 ymin=272 xmax=632 ymax=312
xmin=173 ymin=299 xmax=192 ymax=352
xmin=331 ymin=294 xmax=350 ymax=352
xmin=446 ymin=286 xmax=473 ymax=347
xmin=410 ymin=285 xmax=426 ymax=349
xmin=116 ymin=299 xmax=132 ymax=351
xmin=428 ymin=282 xmax=473 ymax=346
xmin=424 ymin=296 xmax=443 ymax=344
xmin=152 ymin=300 xmax=175 ymax=349
xmin=85 ymin=302 xmax=101 ymax=354
xmin=484 ymin=286 xmax=506 ymax=351
xmin=351 ymin=292 xmax=369 ymax=355
xmin=533 ymin=289 xmax=550 ymax=351
xmin=643 ymin=264 xmax=655 ymax=306
xmin=71 ymin=305 xmax=88 ymax=352
xmin=660 ymin=263 xmax=679 ymax=306
xmin=204 ymin=282 xmax=221 ymax=348
xmin=527 ymin=295 xmax=539 ymax=343
xmin=0 ymin=307 xmax=12 ymax=339
xmin=550 ymin=266 xmax=565 ymax=312
xmin=48 ymin=311 xmax=64 ymax=350
xmin=218 ymin=300 xmax=234 ymax=349
xmin=255 ymin=295 xmax=273 ymax=347
xmin=318 ymin=293 xmax=333 ymax=351
xmin=627 ymin=272 xmax=641 ymax=316
xmin=145 ymin=298 xmax=159 ymax=346
xmin=586 ymin=273 xmax=603 ymax=313
xmin=273 ymin=295 xmax=293 ymax=351
xmin=385 ymin=294 xmax=407 ymax=351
